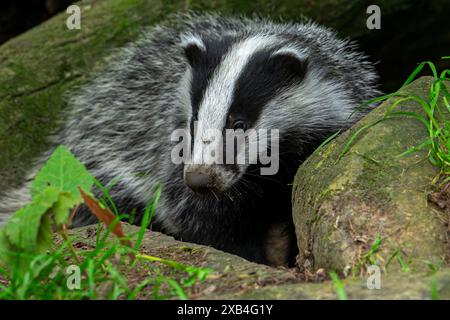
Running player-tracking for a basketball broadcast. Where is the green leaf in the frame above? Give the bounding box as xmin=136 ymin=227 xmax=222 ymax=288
xmin=36 ymin=213 xmax=54 ymax=253
xmin=4 ymin=187 xmax=60 ymax=253
xmin=52 ymin=192 xmax=78 ymax=226
xmin=31 ymin=145 xmax=94 ymax=202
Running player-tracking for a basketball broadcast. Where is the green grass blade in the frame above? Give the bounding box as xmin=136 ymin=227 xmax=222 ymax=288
xmin=135 ymin=184 xmax=162 ymax=251
xmin=329 ymin=271 xmax=347 ymax=300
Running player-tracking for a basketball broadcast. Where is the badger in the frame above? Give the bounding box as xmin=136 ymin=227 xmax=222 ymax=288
xmin=0 ymin=13 xmax=379 ymax=266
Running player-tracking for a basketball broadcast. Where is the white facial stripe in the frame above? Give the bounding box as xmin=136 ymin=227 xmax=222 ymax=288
xmin=180 ymin=33 xmax=206 ymax=51
xmin=271 ymin=46 xmax=309 ymax=61
xmin=192 ymin=35 xmax=277 ymax=164
xmin=256 ymin=68 xmax=355 ymax=132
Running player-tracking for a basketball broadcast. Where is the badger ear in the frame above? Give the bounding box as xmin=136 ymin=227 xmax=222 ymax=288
xmin=268 ymin=48 xmax=308 ymax=78
xmin=180 ymin=33 xmax=206 ymax=66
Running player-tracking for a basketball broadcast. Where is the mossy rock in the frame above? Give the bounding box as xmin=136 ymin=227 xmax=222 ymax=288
xmin=292 ymin=76 xmax=449 ymax=275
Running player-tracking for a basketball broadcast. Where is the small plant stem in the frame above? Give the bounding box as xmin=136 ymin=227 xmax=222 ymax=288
xmin=68 ymin=204 xmax=80 ymax=226
xmin=60 ymin=224 xmax=81 ymax=265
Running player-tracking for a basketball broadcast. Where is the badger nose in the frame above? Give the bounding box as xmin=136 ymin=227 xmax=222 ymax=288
xmin=184 ymin=168 xmax=213 ymax=191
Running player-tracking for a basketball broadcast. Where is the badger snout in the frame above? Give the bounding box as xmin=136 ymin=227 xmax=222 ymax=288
xmin=184 ymin=165 xmax=215 ymax=192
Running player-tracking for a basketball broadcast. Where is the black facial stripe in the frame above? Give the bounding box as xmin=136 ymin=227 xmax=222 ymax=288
xmin=220 ymin=48 xmax=307 ymax=169
xmin=226 ymin=48 xmax=307 ymax=130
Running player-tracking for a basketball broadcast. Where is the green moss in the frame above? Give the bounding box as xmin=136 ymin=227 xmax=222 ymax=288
xmin=353 ymin=157 xmax=392 ymax=204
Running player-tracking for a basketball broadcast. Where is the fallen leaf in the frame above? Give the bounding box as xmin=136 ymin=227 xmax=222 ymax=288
xmin=78 ymin=188 xmax=134 ymax=260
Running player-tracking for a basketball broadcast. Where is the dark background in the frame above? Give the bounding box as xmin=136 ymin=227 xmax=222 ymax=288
xmin=0 ymin=0 xmax=449 ymax=93
xmin=0 ymin=0 xmax=75 ymax=44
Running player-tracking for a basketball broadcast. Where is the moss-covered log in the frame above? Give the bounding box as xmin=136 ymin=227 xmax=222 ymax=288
xmin=292 ymin=77 xmax=449 ymax=274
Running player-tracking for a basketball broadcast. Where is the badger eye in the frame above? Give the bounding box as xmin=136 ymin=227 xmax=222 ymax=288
xmin=232 ymin=120 xmax=247 ymax=131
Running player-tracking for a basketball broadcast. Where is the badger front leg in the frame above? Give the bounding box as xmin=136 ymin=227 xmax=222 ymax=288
xmin=264 ymin=221 xmax=297 ymax=267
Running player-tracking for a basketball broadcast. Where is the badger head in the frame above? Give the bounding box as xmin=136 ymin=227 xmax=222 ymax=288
xmin=175 ymin=32 xmax=357 ymax=195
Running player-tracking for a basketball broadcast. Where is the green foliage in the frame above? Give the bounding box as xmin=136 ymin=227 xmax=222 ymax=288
xmin=135 ymin=185 xmax=162 ymax=252
xmin=0 ymin=146 xmax=92 ymax=269
xmin=31 ymin=146 xmax=94 ymax=201
xmin=351 ymin=235 xmax=383 ymax=277
xmin=340 ymin=57 xmax=450 ymax=177
xmin=0 ymin=146 xmax=211 ymax=300
xmin=385 ymin=250 xmax=412 ymax=273
xmin=431 ymin=276 xmax=440 ymax=300
xmin=329 ymin=271 xmax=347 ymax=300
xmin=4 ymin=187 xmax=59 ymax=253
xmin=363 ymin=235 xmax=382 ymax=265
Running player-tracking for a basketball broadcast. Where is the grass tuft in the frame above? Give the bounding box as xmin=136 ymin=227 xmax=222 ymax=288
xmin=339 ymin=57 xmax=450 ymax=178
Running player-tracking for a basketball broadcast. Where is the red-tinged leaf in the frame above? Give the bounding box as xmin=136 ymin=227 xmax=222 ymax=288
xmin=78 ymin=188 xmax=134 ymax=259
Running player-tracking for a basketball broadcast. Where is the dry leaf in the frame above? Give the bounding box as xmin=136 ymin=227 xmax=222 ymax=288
xmin=78 ymin=187 xmax=134 ymax=260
